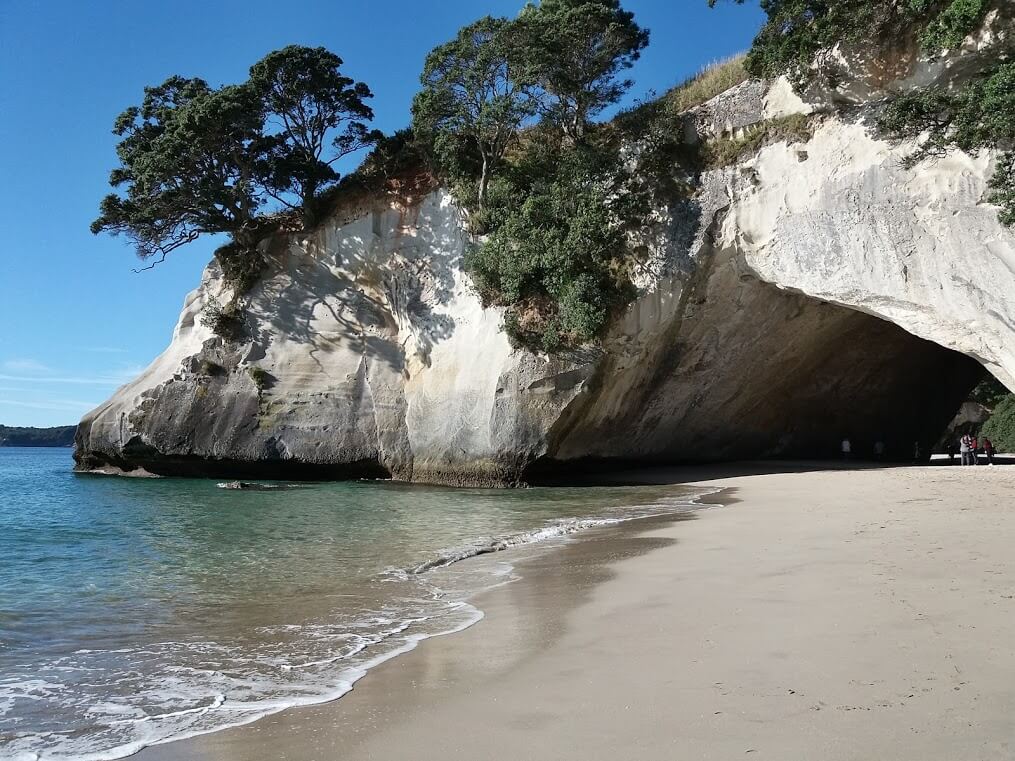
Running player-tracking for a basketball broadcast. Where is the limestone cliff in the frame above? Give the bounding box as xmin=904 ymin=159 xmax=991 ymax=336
xmin=75 ymin=24 xmax=1014 ymax=484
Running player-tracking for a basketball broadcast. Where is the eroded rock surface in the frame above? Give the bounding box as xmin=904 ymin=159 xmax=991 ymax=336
xmin=76 ymin=33 xmax=1014 ymax=485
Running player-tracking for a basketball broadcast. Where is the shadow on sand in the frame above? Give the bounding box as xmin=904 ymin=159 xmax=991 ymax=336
xmin=527 ymin=457 xmax=1015 ymax=488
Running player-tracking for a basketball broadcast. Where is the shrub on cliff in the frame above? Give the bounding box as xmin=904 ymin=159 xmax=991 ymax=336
xmin=466 ymin=144 xmax=635 ymax=352
xmin=980 ymin=394 xmax=1015 ymax=452
xmin=917 ymin=0 xmax=992 ymax=54
xmin=713 ymin=0 xmax=992 ymax=85
xmin=880 ymin=63 xmax=1015 ymax=226
xmin=414 ymin=0 xmax=648 ymax=351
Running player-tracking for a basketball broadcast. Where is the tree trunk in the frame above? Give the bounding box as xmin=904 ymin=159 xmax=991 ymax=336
xmin=302 ymin=182 xmax=319 ymax=230
xmin=478 ymin=154 xmax=490 ymax=212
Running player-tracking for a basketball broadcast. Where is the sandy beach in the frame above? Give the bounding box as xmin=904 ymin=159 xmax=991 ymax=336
xmin=137 ymin=462 xmax=1015 ymax=761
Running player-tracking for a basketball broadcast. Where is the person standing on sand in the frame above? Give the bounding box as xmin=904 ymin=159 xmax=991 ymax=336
xmin=984 ymin=437 xmax=996 ymax=465
xmin=874 ymin=440 xmax=886 ymax=460
xmin=972 ymin=434 xmax=980 ymax=465
xmin=841 ymin=437 xmax=852 ymax=460
xmin=960 ymin=434 xmax=972 ymax=466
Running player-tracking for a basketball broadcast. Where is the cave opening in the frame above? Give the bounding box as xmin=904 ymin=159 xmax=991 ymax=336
xmin=526 ymin=281 xmax=992 ymax=484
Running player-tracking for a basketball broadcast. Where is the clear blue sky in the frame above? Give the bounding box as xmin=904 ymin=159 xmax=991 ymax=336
xmin=0 ymin=0 xmax=764 ymax=427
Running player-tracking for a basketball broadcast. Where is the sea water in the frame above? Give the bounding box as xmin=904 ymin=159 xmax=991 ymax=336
xmin=0 ymin=448 xmax=707 ymax=760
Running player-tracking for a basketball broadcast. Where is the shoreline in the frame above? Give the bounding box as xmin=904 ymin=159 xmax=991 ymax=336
xmin=137 ymin=462 xmax=1015 ymax=760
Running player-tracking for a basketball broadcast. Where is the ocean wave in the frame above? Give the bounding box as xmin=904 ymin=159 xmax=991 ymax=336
xmin=1 ymin=488 xmax=721 ymax=761
xmin=396 ymin=491 xmax=717 ymax=578
xmin=0 ymin=600 xmax=483 ymax=761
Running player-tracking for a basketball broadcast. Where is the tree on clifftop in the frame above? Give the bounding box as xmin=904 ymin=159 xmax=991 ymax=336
xmin=250 ymin=45 xmax=380 ymax=228
xmin=516 ymin=0 xmax=649 ymax=143
xmin=91 ymin=77 xmax=268 ymax=266
xmin=93 ymin=46 xmax=380 ymax=274
xmin=412 ymin=17 xmax=536 ymax=210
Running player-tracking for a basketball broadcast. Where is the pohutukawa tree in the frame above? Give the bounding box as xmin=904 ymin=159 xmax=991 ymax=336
xmin=412 ymin=0 xmax=649 ymax=350
xmin=412 ymin=16 xmax=536 ymax=210
xmin=516 ymin=0 xmax=649 ymax=143
xmin=91 ymin=77 xmax=268 ymax=267
xmin=250 ymin=45 xmax=380 ymax=227
xmin=92 ymin=45 xmax=378 ymax=273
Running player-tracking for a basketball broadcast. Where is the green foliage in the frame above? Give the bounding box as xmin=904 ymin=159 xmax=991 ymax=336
xmin=92 ymin=77 xmax=267 ymax=263
xmin=249 ymin=45 xmax=380 ymax=227
xmin=200 ymin=297 xmax=247 ymax=342
xmin=415 ymin=0 xmax=651 ymax=351
xmin=465 ymin=142 xmax=635 ymax=352
xmin=970 ymin=376 xmax=1010 ymax=408
xmin=713 ymin=0 xmax=991 ymax=85
xmin=412 ymin=17 xmax=536 ymax=209
xmin=305 ymin=128 xmax=436 ymax=224
xmin=980 ymin=394 xmax=1015 ymax=452
xmin=662 ymin=55 xmax=748 ymax=114
xmin=880 ymin=63 xmax=1015 ymax=225
xmin=611 ymin=56 xmax=748 ymax=202
xmin=214 ymin=240 xmax=266 ymax=294
xmin=990 ymin=153 xmax=1015 ymax=226
xmin=514 ymin=0 xmax=649 ymax=142
xmin=919 ymin=0 xmax=991 ymax=54
xmin=247 ymin=366 xmax=270 ymax=392
xmin=356 ymin=128 xmax=431 ymax=182
xmin=94 ymin=45 xmax=378 ymax=284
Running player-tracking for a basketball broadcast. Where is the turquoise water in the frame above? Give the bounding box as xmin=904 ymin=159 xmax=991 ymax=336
xmin=0 ymin=448 xmax=704 ymax=760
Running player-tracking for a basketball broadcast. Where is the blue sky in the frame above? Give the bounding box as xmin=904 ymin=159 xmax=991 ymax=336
xmin=0 ymin=0 xmax=764 ymax=427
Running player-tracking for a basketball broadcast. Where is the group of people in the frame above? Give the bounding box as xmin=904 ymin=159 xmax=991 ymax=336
xmin=839 ymin=435 xmax=997 ymax=464
xmin=955 ymin=433 xmax=996 ymax=465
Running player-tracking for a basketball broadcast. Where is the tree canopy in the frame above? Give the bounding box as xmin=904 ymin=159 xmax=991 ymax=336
xmin=250 ymin=45 xmax=379 ymax=226
xmin=515 ymin=0 xmax=648 ymax=142
xmin=92 ymin=77 xmax=267 ymax=265
xmin=412 ymin=0 xmax=649 ymax=350
xmin=712 ymin=0 xmax=992 ymax=84
xmin=412 ymin=16 xmax=535 ymax=210
xmin=93 ymin=45 xmax=377 ymax=270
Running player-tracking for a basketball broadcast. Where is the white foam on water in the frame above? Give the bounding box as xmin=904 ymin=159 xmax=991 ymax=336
xmin=1 ymin=488 xmax=722 ymax=760
xmin=399 ymin=490 xmax=721 ymax=577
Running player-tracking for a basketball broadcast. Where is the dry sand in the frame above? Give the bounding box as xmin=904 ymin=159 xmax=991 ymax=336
xmin=137 ymin=463 xmax=1015 ymax=761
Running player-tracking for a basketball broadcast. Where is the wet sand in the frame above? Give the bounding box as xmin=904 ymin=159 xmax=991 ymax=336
xmin=137 ymin=462 xmax=1015 ymax=761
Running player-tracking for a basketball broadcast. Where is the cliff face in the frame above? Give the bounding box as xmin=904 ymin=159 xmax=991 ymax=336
xmin=75 ymin=30 xmax=1014 ymax=484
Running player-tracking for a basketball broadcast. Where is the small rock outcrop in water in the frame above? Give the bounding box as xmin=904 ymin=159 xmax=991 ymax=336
xmin=75 ymin=21 xmax=1014 ymax=485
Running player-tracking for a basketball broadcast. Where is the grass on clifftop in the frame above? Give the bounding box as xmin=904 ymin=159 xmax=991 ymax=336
xmin=662 ymin=55 xmax=748 ymax=114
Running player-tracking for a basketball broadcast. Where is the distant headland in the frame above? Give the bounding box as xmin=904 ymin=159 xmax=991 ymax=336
xmin=0 ymin=425 xmax=76 ymax=447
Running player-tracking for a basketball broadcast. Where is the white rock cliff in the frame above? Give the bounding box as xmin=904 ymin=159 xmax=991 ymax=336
xmin=76 ymin=32 xmax=1015 ymax=484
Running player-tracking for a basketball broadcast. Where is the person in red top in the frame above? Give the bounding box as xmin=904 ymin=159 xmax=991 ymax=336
xmin=984 ymin=437 xmax=996 ymax=465
xmin=971 ymin=435 xmax=980 ymax=465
